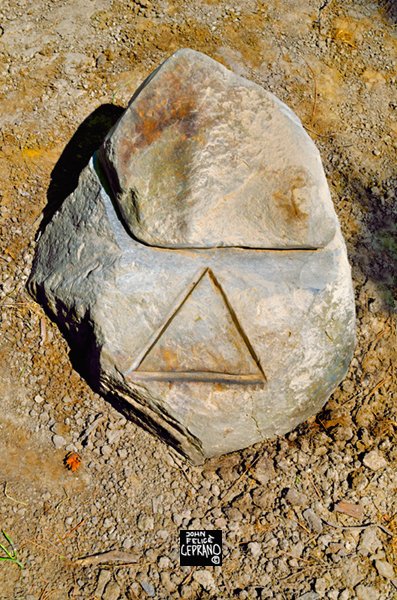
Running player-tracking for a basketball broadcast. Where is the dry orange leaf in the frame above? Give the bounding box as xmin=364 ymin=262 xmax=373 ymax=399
xmin=63 ymin=451 xmax=82 ymax=473
xmin=322 ymin=415 xmax=350 ymax=429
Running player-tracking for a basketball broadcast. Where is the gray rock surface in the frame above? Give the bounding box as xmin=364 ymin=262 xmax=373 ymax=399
xmin=99 ymin=49 xmax=337 ymax=250
xmin=28 ymin=49 xmax=355 ymax=463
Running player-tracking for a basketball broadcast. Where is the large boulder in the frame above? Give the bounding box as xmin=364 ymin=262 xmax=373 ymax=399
xmin=29 ymin=49 xmax=355 ymax=464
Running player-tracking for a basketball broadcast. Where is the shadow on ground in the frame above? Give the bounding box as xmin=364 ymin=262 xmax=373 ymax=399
xmin=331 ymin=138 xmax=397 ymax=312
xmin=40 ymin=103 xmax=124 ymax=233
xmin=378 ymin=0 xmax=397 ymax=24
xmin=350 ymin=176 xmax=396 ymax=312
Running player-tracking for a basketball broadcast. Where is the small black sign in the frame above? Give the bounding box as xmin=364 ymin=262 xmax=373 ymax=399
xmin=179 ymin=530 xmax=222 ymax=566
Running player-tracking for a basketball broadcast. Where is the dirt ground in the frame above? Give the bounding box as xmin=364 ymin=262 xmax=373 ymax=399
xmin=0 ymin=0 xmax=396 ymax=598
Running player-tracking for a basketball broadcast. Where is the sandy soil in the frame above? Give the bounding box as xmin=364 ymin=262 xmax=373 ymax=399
xmin=0 ymin=0 xmax=396 ymax=598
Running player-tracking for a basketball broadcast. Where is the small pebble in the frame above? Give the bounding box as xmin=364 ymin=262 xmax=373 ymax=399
xmin=375 ymin=559 xmax=395 ymax=579
xmin=158 ymin=555 xmax=171 ymax=569
xmin=122 ymin=537 xmax=133 ymax=550
xmin=193 ymin=570 xmax=215 ymax=591
xmin=140 ymin=580 xmax=155 ymax=597
xmin=248 ymin=541 xmax=261 ymax=558
xmin=358 ymin=527 xmax=381 ymax=556
xmin=355 ymin=584 xmax=379 ymax=600
xmin=362 ymin=450 xmax=387 ymax=471
xmin=52 ymin=434 xmax=66 ymax=449
xmin=95 ymin=570 xmax=111 ymax=597
xmin=103 ymin=580 xmax=121 ymax=600
xmin=285 ymin=487 xmax=308 ymax=506
xmin=303 ymin=508 xmax=323 ymax=534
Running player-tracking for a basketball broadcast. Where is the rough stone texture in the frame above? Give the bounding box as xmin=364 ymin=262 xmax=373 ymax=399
xmin=362 ymin=449 xmax=387 ymax=471
xmin=99 ymin=49 xmax=337 ymax=250
xmin=28 ymin=49 xmax=355 ymax=464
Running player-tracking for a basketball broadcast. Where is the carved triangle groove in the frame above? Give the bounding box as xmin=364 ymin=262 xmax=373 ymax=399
xmin=131 ymin=268 xmax=266 ymax=384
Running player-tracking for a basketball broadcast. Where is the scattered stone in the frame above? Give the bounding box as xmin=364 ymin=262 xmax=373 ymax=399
xmin=375 ymin=559 xmax=395 ymax=579
xmin=289 ymin=541 xmax=304 ymax=558
xmin=355 ymin=584 xmax=379 ymax=600
xmin=52 ymin=434 xmax=66 ymax=449
xmin=303 ymin=508 xmax=323 ymax=534
xmin=342 ymin=558 xmax=364 ymax=587
xmin=193 ymin=570 xmax=216 ymax=591
xmin=95 ymin=571 xmax=112 ymax=597
xmin=362 ymin=450 xmax=387 ymax=471
xmin=252 ymin=488 xmax=273 ymax=510
xmin=247 ymin=542 xmax=261 ymax=558
xmin=140 ymin=581 xmax=155 ymax=597
xmin=137 ymin=514 xmax=154 ymax=531
xmin=286 ymin=487 xmax=308 ymax=506
xmin=334 ymin=500 xmax=364 ymax=520
xmin=358 ymin=527 xmax=381 ymax=556
xmin=158 ymin=556 xmax=171 ymax=569
xmin=29 ymin=48 xmax=356 ymax=463
xmin=314 ymin=578 xmax=327 ymax=595
xmin=122 ymin=537 xmax=133 ymax=550
xmin=103 ymin=580 xmax=121 ymax=600
xmin=217 ymin=454 xmax=240 ymax=482
xmin=224 ymin=507 xmax=242 ymax=521
xmin=251 ymin=456 xmax=275 ymax=485
xmin=101 ymin=444 xmax=112 ymax=458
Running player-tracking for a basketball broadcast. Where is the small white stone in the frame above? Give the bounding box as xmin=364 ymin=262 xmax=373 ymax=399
xmin=363 ymin=450 xmax=387 ymax=471
xmin=375 ymin=559 xmax=395 ymax=579
xmin=137 ymin=514 xmax=154 ymax=531
xmin=101 ymin=444 xmax=112 ymax=457
xmin=52 ymin=434 xmax=66 ymax=449
xmin=358 ymin=527 xmax=381 ymax=556
xmin=315 ymin=577 xmax=327 ymax=595
xmin=156 ymin=529 xmax=169 ymax=540
xmin=193 ymin=570 xmax=215 ymax=591
xmin=158 ymin=556 xmax=171 ymax=569
xmin=103 ymin=580 xmax=121 ymax=600
xmin=248 ymin=542 xmax=261 ymax=558
xmin=355 ymin=584 xmax=379 ymax=600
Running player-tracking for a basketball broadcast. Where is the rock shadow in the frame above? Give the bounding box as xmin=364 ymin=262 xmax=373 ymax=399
xmin=40 ymin=103 xmax=124 ymax=234
xmin=377 ymin=0 xmax=397 ymax=24
xmin=352 ymin=179 xmax=396 ymax=312
xmin=334 ymin=153 xmax=396 ymax=312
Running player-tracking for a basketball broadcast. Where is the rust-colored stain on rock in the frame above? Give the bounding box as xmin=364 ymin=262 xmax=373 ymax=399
xmin=118 ymin=69 xmax=200 ymax=173
xmin=273 ymin=171 xmax=310 ymax=223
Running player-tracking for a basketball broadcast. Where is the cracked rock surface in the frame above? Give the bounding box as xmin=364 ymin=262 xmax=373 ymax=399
xmin=28 ymin=50 xmax=355 ymax=463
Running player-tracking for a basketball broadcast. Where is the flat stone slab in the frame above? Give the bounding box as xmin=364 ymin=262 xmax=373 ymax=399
xmin=29 ymin=49 xmax=355 ymax=464
xmin=99 ymin=48 xmax=337 ymax=249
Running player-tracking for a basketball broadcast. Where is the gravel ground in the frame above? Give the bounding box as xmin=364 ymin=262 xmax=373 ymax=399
xmin=0 ymin=0 xmax=396 ymax=598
